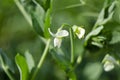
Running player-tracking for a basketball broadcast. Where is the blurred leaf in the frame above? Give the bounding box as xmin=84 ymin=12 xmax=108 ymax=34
xmin=113 ymin=1 xmax=120 ymax=23
xmin=44 ymin=0 xmax=50 ymax=10
xmin=110 ymin=30 xmax=120 ymax=44
xmin=91 ymin=41 xmax=103 ymax=48
xmin=0 ymin=48 xmax=15 ymax=73
xmin=95 ymin=8 xmax=105 ymax=27
xmin=15 ymin=0 xmax=45 ymax=36
xmin=25 ymin=51 xmax=35 ymax=73
xmin=31 ymin=13 xmax=44 ymax=36
xmin=44 ymin=9 xmax=51 ymax=38
xmin=14 ymin=0 xmax=32 ymax=26
xmin=50 ymin=48 xmax=70 ymax=70
xmin=0 ymin=49 xmax=15 ymax=80
xmin=44 ymin=0 xmax=53 ymax=38
xmin=85 ymin=26 xmax=104 ymax=45
xmin=15 ymin=54 xmax=29 ymax=80
xmin=101 ymin=1 xmax=116 ymax=25
xmin=83 ymin=63 xmax=102 ymax=80
xmin=67 ymin=71 xmax=76 ymax=80
xmin=108 ymin=1 xmax=116 ymax=14
xmin=94 ymin=1 xmax=116 ymax=29
xmin=91 ymin=36 xmax=106 ymax=48
xmin=30 ymin=0 xmax=45 ymax=36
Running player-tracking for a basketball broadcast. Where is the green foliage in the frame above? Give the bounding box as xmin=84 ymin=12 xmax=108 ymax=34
xmin=110 ymin=30 xmax=120 ymax=44
xmin=83 ymin=63 xmax=102 ymax=80
xmin=0 ymin=49 xmax=15 ymax=80
xmin=24 ymin=51 xmax=35 ymax=73
xmin=1 ymin=0 xmax=120 ymax=80
xmin=85 ymin=25 xmax=104 ymax=45
xmin=15 ymin=54 xmax=29 ymax=80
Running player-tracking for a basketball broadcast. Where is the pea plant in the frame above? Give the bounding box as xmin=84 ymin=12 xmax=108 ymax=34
xmin=0 ymin=0 xmax=120 ymax=80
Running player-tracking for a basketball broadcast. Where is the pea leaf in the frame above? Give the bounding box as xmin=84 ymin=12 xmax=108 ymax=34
xmin=14 ymin=0 xmax=45 ymax=36
xmin=67 ymin=71 xmax=76 ymax=80
xmin=44 ymin=0 xmax=53 ymax=38
xmin=14 ymin=0 xmax=32 ymax=26
xmin=95 ymin=8 xmax=105 ymax=27
xmin=0 ymin=48 xmax=15 ymax=73
xmin=0 ymin=49 xmax=15 ymax=80
xmin=15 ymin=54 xmax=29 ymax=80
xmin=83 ymin=63 xmax=102 ymax=80
xmin=50 ymin=48 xmax=70 ymax=70
xmin=30 ymin=0 xmax=45 ymax=36
xmin=25 ymin=51 xmax=35 ymax=73
xmin=85 ymin=26 xmax=104 ymax=45
xmin=110 ymin=30 xmax=120 ymax=44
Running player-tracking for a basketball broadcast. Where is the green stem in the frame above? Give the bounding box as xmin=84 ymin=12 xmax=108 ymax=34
xmin=31 ymin=39 xmax=51 ymax=80
xmin=0 ymin=56 xmax=15 ymax=80
xmin=69 ymin=28 xmax=74 ymax=64
xmin=3 ymin=66 xmax=15 ymax=80
xmin=14 ymin=0 xmax=32 ymax=26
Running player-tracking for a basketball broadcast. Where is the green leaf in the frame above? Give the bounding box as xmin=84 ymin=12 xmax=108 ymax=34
xmin=93 ymin=1 xmax=116 ymax=29
xmin=15 ymin=54 xmax=29 ymax=80
xmin=95 ymin=8 xmax=105 ymax=27
xmin=0 ymin=49 xmax=15 ymax=73
xmin=15 ymin=0 xmax=45 ymax=36
xmin=101 ymin=1 xmax=116 ymax=25
xmin=44 ymin=0 xmax=51 ymax=10
xmin=30 ymin=0 xmax=45 ymax=36
xmin=44 ymin=9 xmax=51 ymax=38
xmin=110 ymin=30 xmax=120 ymax=44
xmin=50 ymin=48 xmax=70 ymax=70
xmin=91 ymin=41 xmax=103 ymax=48
xmin=31 ymin=13 xmax=44 ymax=36
xmin=0 ymin=49 xmax=15 ymax=80
xmin=85 ymin=26 xmax=104 ymax=45
xmin=108 ymin=1 xmax=116 ymax=14
xmin=91 ymin=36 xmax=106 ymax=48
xmin=25 ymin=51 xmax=35 ymax=73
xmin=44 ymin=0 xmax=53 ymax=38
xmin=67 ymin=71 xmax=76 ymax=80
xmin=14 ymin=0 xmax=32 ymax=26
xmin=83 ymin=63 xmax=102 ymax=80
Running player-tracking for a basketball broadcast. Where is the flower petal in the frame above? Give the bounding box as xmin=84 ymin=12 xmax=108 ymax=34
xmin=56 ymin=30 xmax=69 ymax=37
xmin=102 ymin=54 xmax=117 ymax=64
xmin=72 ymin=25 xmax=85 ymax=39
xmin=54 ymin=38 xmax=62 ymax=48
xmin=77 ymin=27 xmax=85 ymax=39
xmin=104 ymin=61 xmax=114 ymax=72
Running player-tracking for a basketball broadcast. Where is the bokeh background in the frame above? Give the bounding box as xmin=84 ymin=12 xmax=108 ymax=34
xmin=0 ymin=0 xmax=120 ymax=80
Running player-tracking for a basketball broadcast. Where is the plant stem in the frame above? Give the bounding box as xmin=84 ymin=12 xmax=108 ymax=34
xmin=3 ymin=66 xmax=15 ymax=80
xmin=14 ymin=0 xmax=32 ymax=26
xmin=69 ymin=28 xmax=74 ymax=64
xmin=31 ymin=39 xmax=51 ymax=80
xmin=0 ymin=56 xmax=15 ymax=80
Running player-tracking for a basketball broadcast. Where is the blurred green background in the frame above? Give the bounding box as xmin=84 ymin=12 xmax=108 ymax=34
xmin=0 ymin=0 xmax=120 ymax=80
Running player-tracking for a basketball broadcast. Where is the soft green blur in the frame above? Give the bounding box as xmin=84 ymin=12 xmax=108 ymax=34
xmin=0 ymin=0 xmax=120 ymax=80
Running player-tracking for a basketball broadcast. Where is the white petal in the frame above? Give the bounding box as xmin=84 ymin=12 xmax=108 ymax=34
xmin=56 ymin=30 xmax=69 ymax=37
xmin=103 ymin=54 xmax=117 ymax=64
xmin=103 ymin=61 xmax=114 ymax=72
xmin=54 ymin=38 xmax=62 ymax=48
xmin=77 ymin=27 xmax=85 ymax=39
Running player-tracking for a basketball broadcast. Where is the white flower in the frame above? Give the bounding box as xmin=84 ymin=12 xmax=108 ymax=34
xmin=72 ymin=25 xmax=85 ymax=39
xmin=48 ymin=28 xmax=69 ymax=48
xmin=102 ymin=54 xmax=119 ymax=72
xmin=104 ymin=61 xmax=114 ymax=72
